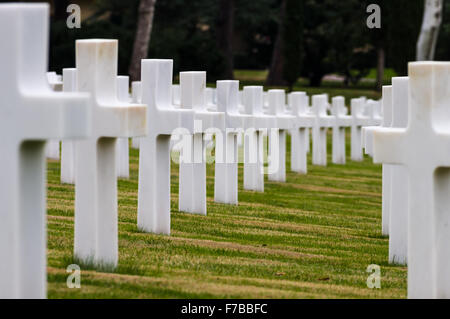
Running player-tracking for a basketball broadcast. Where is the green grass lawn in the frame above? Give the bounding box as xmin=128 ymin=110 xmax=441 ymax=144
xmin=45 ymin=124 xmax=407 ymax=298
xmin=233 ymin=68 xmax=393 ymax=100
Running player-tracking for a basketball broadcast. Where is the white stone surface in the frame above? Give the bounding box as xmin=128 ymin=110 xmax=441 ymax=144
xmin=266 ymin=89 xmax=295 ymax=182
xmin=380 ymin=87 xmax=393 ymax=237
xmin=373 ymin=62 xmax=450 ymax=298
xmin=74 ymin=39 xmax=147 ymax=269
xmin=311 ymin=95 xmax=333 ymax=166
xmin=385 ymin=77 xmax=409 ymax=266
xmin=116 ymin=76 xmax=131 ymax=179
xmin=289 ymin=92 xmax=314 ymax=174
xmin=45 ymin=140 xmax=60 ymax=160
xmin=242 ymin=86 xmax=276 ymax=192
xmin=46 ymin=71 xmax=63 ymax=91
xmin=215 ymin=80 xmax=252 ymax=205
xmin=137 ymin=59 xmax=194 ymax=235
xmin=178 ymin=72 xmax=225 ymax=216
xmin=131 ymin=81 xmax=142 ymax=149
xmin=45 ymin=73 xmax=63 ymax=160
xmin=172 ymin=84 xmax=181 ymax=106
xmin=351 ymin=97 xmax=371 ymax=161
xmin=0 ymin=3 xmax=90 ymax=298
xmin=60 ymin=68 xmax=78 ymax=184
xmin=331 ymin=96 xmax=352 ymax=164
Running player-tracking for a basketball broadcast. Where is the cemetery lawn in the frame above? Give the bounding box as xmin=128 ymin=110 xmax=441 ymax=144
xmin=46 ymin=89 xmax=407 ymax=298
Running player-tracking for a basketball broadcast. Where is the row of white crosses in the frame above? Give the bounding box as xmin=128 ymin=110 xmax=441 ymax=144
xmin=0 ymin=3 xmax=386 ymax=299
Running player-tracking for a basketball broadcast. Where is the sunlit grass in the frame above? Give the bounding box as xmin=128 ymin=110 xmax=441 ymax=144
xmin=46 ymin=115 xmax=406 ymax=299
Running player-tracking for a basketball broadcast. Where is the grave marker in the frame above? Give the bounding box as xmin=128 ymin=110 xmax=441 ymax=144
xmin=215 ymin=80 xmax=252 ymax=204
xmin=267 ymin=89 xmax=295 ymax=182
xmin=373 ymin=62 xmax=450 ymax=298
xmin=289 ymin=92 xmax=314 ymax=174
xmin=74 ymin=39 xmax=147 ymax=268
xmin=311 ymin=95 xmax=333 ymax=166
xmin=351 ymin=97 xmax=371 ymax=161
xmin=178 ymin=72 xmax=225 ymax=215
xmin=242 ymin=86 xmax=276 ymax=192
xmin=137 ymin=59 xmax=194 ymax=235
xmin=331 ymin=96 xmax=352 ymax=164
xmin=0 ymin=3 xmax=90 ymax=298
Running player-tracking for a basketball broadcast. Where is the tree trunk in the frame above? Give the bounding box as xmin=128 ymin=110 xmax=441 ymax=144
xmin=376 ymin=46 xmax=385 ymax=92
xmin=416 ymin=0 xmax=443 ymax=61
xmin=129 ymin=0 xmax=157 ymax=82
xmin=216 ymin=0 xmax=235 ymax=79
xmin=266 ymin=0 xmax=287 ymax=86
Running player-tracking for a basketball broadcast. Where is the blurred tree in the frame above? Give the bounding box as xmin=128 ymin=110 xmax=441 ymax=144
xmin=266 ymin=0 xmax=304 ymax=89
xmin=266 ymin=0 xmax=287 ymax=86
xmin=129 ymin=0 xmax=157 ymax=82
xmin=282 ymin=0 xmax=304 ymax=90
xmin=363 ymin=0 xmax=423 ymax=89
xmin=216 ymin=0 xmax=235 ymax=79
xmin=416 ymin=0 xmax=443 ymax=61
xmin=50 ymin=0 xmax=140 ymax=75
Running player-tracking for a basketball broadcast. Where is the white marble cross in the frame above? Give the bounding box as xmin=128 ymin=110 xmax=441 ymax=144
xmin=74 ymin=39 xmax=147 ymax=269
xmin=289 ymin=92 xmax=314 ymax=174
xmin=116 ymin=75 xmax=131 ymax=179
xmin=131 ymin=81 xmax=142 ymax=149
xmin=60 ymin=68 xmax=78 ymax=184
xmin=242 ymin=86 xmax=277 ymax=192
xmin=373 ymin=62 xmax=450 ymax=298
xmin=363 ymin=86 xmax=393 ymax=236
xmin=266 ymin=89 xmax=295 ymax=182
xmin=0 ymin=3 xmax=90 ymax=298
xmin=137 ymin=59 xmax=194 ymax=235
xmin=178 ymin=72 xmax=225 ymax=215
xmin=330 ymin=96 xmax=352 ymax=164
xmin=350 ymin=97 xmax=371 ymax=161
xmin=384 ymin=77 xmax=409 ymax=266
xmin=311 ymin=94 xmax=333 ymax=166
xmin=215 ymin=80 xmax=252 ymax=204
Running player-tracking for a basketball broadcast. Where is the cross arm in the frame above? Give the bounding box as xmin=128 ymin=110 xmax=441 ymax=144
xmin=372 ymin=127 xmax=407 ymax=165
xmin=20 ymin=91 xmax=90 ymax=140
xmin=97 ymin=102 xmax=147 ymax=138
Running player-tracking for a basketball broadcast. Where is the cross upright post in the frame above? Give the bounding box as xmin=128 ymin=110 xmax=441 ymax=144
xmin=60 ymin=68 xmax=78 ymax=184
xmin=131 ymin=81 xmax=142 ymax=149
xmin=0 ymin=3 xmax=90 ymax=298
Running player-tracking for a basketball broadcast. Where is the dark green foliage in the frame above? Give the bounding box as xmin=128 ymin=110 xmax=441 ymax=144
xmin=49 ymin=0 xmax=140 ymax=75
